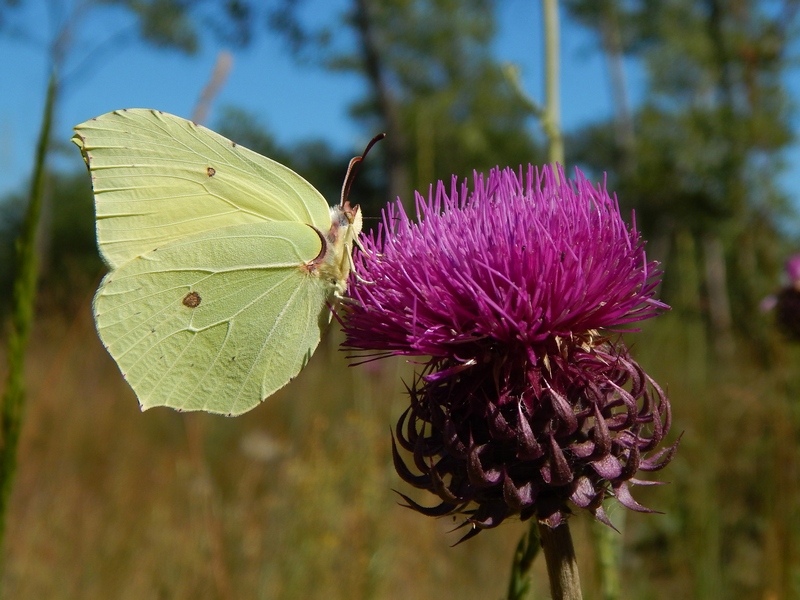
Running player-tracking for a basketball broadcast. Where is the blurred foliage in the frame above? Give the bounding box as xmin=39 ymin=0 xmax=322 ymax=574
xmin=625 ymin=315 xmax=800 ymax=600
xmin=339 ymin=0 xmax=543 ymax=183
xmin=37 ymin=171 xmax=103 ymax=314
xmin=0 ymin=170 xmax=99 ymax=320
xmin=100 ymin=0 xmax=255 ymax=51
xmin=0 ymin=0 xmax=260 ymax=90
xmin=565 ymin=0 xmax=799 ymax=358
xmin=268 ymin=0 xmax=544 ymax=204
xmin=0 ymin=197 xmax=24 ymax=316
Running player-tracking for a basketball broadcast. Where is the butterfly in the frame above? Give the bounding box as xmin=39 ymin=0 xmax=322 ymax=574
xmin=73 ymin=109 xmax=379 ymax=416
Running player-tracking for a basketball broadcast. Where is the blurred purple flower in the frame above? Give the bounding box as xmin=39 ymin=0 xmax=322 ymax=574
xmin=772 ymin=253 xmax=800 ymax=340
xmin=785 ymin=254 xmax=800 ymax=289
xmin=343 ymin=165 xmax=678 ymax=541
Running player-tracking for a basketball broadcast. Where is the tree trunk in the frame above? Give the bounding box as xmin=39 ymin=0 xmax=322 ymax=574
xmin=352 ymin=0 xmax=412 ymax=207
xmin=703 ymin=234 xmax=734 ymax=359
xmin=599 ymin=1 xmax=635 ymax=176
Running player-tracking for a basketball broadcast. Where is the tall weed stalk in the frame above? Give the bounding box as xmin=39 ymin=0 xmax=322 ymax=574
xmin=0 ymin=73 xmax=57 ymax=553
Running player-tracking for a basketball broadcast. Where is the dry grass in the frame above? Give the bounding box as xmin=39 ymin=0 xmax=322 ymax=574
xmin=623 ymin=314 xmax=800 ymax=600
xmin=0 ymin=301 xmax=798 ymax=599
xmin=0 ymin=304 xmax=549 ymax=599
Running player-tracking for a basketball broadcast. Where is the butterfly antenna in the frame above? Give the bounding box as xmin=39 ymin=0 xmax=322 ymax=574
xmin=340 ymin=133 xmax=386 ymax=207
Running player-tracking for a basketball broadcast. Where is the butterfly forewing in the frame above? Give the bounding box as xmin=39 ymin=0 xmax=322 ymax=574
xmin=73 ymin=109 xmax=332 ymax=269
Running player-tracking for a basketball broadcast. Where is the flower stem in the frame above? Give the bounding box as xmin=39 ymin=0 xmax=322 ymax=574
xmin=542 ymin=0 xmax=564 ymax=166
xmin=503 ymin=0 xmax=563 ymax=166
xmin=538 ymin=520 xmax=583 ymax=600
xmin=592 ymin=506 xmax=624 ymax=600
xmin=506 ymin=519 xmax=541 ymax=600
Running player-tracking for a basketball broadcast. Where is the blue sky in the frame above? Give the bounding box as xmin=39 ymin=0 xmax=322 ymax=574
xmin=1 ymin=0 xmax=797 ymax=210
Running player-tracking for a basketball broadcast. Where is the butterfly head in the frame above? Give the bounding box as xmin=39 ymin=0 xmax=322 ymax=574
xmin=314 ymin=134 xmax=381 ymax=296
xmin=316 ymin=201 xmax=362 ymax=296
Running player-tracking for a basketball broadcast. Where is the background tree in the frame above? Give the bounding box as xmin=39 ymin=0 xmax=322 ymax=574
xmin=565 ymin=0 xmax=799 ymax=359
xmin=269 ymin=0 xmax=543 ymax=207
xmin=566 ymin=3 xmax=800 ymax=598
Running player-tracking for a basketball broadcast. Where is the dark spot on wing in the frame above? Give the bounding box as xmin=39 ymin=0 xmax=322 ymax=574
xmin=207 ymin=166 xmax=216 ymax=177
xmin=183 ymin=291 xmax=202 ymax=308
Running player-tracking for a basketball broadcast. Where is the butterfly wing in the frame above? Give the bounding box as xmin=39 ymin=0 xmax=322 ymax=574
xmin=72 ymin=109 xmax=332 ymax=269
xmin=93 ymin=221 xmax=332 ymax=416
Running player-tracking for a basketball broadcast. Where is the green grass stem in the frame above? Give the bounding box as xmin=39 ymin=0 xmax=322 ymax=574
xmin=0 ymin=72 xmax=58 ymax=556
xmin=506 ymin=519 xmax=542 ymax=600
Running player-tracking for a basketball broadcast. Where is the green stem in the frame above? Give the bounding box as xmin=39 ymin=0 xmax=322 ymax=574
xmin=592 ymin=508 xmax=624 ymax=600
xmin=0 ymin=72 xmax=58 ymax=554
xmin=503 ymin=63 xmax=546 ymax=120
xmin=502 ymin=0 xmax=563 ymax=166
xmin=539 ymin=520 xmax=583 ymax=600
xmin=506 ymin=519 xmax=542 ymax=600
xmin=543 ymin=0 xmax=564 ymax=166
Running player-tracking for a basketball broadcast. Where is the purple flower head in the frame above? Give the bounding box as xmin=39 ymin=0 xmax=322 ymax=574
xmin=775 ymin=253 xmax=800 ymax=340
xmin=786 ymin=253 xmax=800 ymax=289
xmin=343 ymin=165 xmax=678 ymax=542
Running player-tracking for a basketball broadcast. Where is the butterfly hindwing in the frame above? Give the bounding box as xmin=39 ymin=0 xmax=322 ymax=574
xmin=93 ymin=221 xmax=332 ymax=416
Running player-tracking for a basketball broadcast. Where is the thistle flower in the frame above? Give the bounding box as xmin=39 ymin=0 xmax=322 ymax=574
xmin=775 ymin=253 xmax=800 ymax=340
xmin=343 ymin=165 xmax=678 ymax=542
